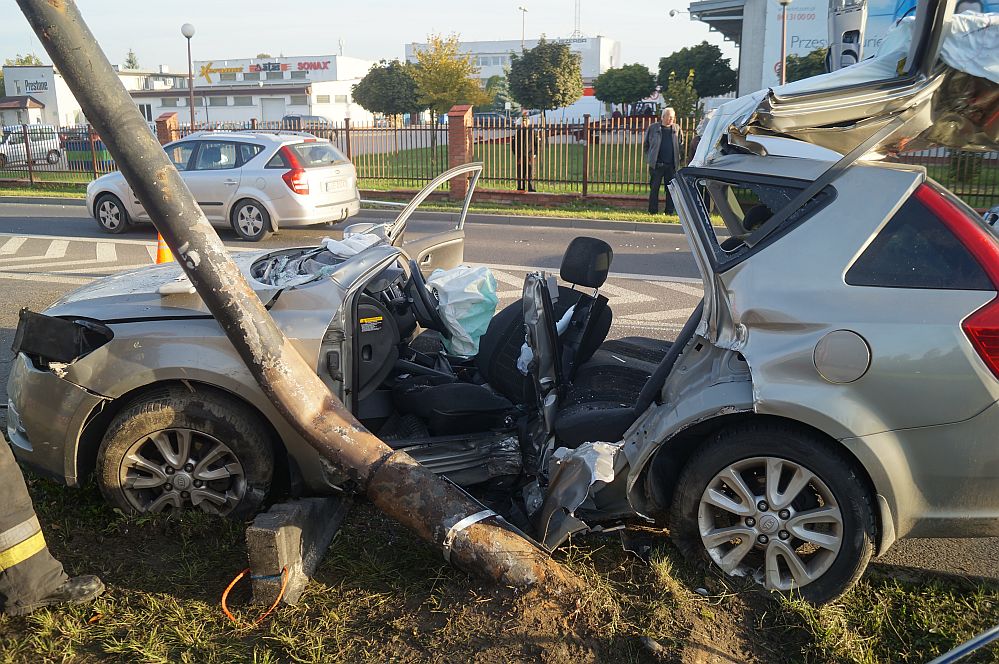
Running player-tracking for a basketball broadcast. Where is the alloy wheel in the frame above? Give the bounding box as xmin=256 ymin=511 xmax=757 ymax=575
xmin=98 ymin=199 xmax=122 ymax=231
xmin=697 ymin=456 xmax=843 ymax=592
xmin=236 ymin=204 xmax=264 ymax=237
xmin=118 ymin=428 xmax=246 ymax=515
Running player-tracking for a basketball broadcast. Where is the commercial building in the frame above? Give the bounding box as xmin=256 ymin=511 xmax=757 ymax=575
xmin=405 ymin=36 xmax=622 ymax=119
xmin=688 ymin=0 xmax=943 ymax=95
xmin=129 ymin=55 xmax=375 ymax=126
xmin=1 ymin=64 xmax=187 ymax=127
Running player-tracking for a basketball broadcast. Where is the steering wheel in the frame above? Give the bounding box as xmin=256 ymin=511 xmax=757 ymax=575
xmin=406 ymin=260 xmax=451 ymax=339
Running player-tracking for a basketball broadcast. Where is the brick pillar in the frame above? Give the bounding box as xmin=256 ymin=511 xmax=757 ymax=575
xmin=447 ymin=104 xmax=473 ymax=201
xmin=155 ymin=111 xmax=178 ymax=145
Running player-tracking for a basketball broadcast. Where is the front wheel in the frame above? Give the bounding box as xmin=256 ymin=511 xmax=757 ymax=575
xmin=94 ymin=193 xmax=130 ymax=234
xmin=46 ymin=149 xmax=60 ymax=165
xmin=231 ymin=200 xmax=272 ymax=242
xmin=669 ymin=422 xmax=875 ymax=604
xmin=96 ymin=386 xmax=274 ymax=519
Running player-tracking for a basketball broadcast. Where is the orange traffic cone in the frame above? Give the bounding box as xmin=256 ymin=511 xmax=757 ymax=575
xmin=155 ymin=233 xmax=173 ymax=264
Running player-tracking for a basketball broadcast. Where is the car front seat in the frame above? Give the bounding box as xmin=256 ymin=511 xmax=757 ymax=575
xmin=474 ymin=236 xmax=614 ymax=404
xmin=552 ymin=299 xmax=705 ymax=449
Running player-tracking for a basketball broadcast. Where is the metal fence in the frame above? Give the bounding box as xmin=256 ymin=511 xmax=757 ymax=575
xmin=4 ymin=118 xmax=999 ymax=209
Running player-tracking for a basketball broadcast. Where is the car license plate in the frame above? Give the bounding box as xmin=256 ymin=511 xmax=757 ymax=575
xmin=324 ymin=179 xmax=346 ymax=192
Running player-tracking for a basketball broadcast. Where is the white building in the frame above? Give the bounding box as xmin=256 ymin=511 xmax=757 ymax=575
xmin=405 ymin=36 xmax=622 ymax=120
xmin=1 ymin=64 xmax=183 ymax=126
xmin=130 ymin=55 xmax=375 ymax=126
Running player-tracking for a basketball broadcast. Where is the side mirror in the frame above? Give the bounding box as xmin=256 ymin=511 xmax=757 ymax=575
xmin=984 ymin=207 xmax=999 ymax=227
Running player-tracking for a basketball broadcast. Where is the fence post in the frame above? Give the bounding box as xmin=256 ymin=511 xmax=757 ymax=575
xmin=447 ymin=104 xmax=474 ymax=201
xmin=21 ymin=125 xmax=35 ymax=185
xmin=250 ymin=117 xmax=257 ymax=131
xmin=581 ymin=114 xmax=590 ymax=197
xmin=343 ymin=117 xmax=353 ymax=161
xmin=88 ymin=125 xmax=99 ymax=177
xmin=154 ymin=112 xmax=178 ymax=146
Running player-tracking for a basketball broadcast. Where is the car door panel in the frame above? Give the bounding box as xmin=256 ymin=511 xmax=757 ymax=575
xmin=183 ymin=140 xmax=241 ymax=222
xmin=405 ymin=229 xmax=465 ymax=276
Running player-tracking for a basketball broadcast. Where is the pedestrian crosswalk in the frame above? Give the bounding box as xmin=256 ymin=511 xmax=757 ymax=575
xmin=0 ymin=233 xmax=703 ymax=333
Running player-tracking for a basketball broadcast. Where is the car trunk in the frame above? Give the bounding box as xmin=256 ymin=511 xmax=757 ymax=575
xmin=286 ymin=141 xmax=355 ymax=205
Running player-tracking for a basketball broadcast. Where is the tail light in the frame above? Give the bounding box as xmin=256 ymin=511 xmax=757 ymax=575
xmin=278 ymin=146 xmax=309 ymax=195
xmin=916 ymin=183 xmax=999 ymax=378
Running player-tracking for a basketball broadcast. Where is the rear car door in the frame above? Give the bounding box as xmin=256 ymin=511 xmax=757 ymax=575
xmin=183 ymin=140 xmax=242 ymax=222
xmin=132 ymin=141 xmax=197 ymax=221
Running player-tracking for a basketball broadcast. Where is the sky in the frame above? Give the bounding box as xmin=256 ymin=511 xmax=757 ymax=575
xmin=2 ymin=0 xmax=738 ymax=74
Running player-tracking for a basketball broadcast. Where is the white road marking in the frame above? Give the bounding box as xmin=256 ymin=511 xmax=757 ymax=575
xmin=146 ymin=245 xmax=157 ymax=262
xmin=96 ymin=242 xmax=117 ymax=263
xmin=44 ymin=240 xmax=69 ymax=259
xmin=0 ymin=237 xmax=27 ymax=254
xmin=0 ymin=271 xmax=91 ymax=285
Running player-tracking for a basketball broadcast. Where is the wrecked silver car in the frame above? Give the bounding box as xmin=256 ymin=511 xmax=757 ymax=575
xmin=8 ymin=0 xmax=999 ymax=604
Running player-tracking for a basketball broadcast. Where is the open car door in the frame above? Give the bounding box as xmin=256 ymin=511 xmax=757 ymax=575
xmin=347 ymin=163 xmax=482 ymax=277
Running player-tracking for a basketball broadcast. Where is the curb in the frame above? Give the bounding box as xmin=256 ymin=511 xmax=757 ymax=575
xmin=0 ymin=195 xmax=686 ymax=234
xmin=355 ymin=208 xmax=686 ymax=234
xmin=0 ymin=195 xmax=86 ymax=207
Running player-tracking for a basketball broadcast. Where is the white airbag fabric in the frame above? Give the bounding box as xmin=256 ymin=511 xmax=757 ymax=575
xmin=427 ymin=265 xmax=499 ymax=357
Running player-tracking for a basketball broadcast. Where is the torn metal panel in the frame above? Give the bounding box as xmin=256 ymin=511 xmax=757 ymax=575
xmin=11 ymin=310 xmax=113 ymax=366
xmin=534 ymin=441 xmax=629 ymax=549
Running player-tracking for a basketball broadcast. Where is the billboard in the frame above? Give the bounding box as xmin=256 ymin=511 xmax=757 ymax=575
xmin=758 ymin=0 xmax=999 ymax=88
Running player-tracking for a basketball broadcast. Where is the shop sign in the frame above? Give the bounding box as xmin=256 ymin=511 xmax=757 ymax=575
xmin=200 ymin=62 xmax=244 ymax=83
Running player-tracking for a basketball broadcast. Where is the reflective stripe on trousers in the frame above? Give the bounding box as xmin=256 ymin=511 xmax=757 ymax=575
xmin=0 ymin=442 xmax=66 ymax=613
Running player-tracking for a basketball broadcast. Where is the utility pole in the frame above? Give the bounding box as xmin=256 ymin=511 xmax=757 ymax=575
xmin=518 ymin=6 xmax=528 ymax=50
xmin=181 ymin=23 xmax=196 ymax=127
xmin=779 ymin=0 xmax=792 ymax=84
xmin=17 ymin=0 xmax=578 ymax=592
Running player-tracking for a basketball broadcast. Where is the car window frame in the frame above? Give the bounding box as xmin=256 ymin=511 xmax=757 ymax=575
xmin=675 ymin=166 xmax=837 ymax=274
xmin=237 ymin=142 xmax=265 ymax=167
xmin=164 ymin=139 xmax=197 ymax=172
xmin=190 ymin=139 xmax=241 ymax=172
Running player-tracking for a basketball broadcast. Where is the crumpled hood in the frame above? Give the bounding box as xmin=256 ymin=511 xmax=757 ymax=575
xmin=46 ymin=250 xmax=277 ymax=321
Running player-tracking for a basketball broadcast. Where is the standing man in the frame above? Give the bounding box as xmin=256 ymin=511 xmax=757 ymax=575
xmin=644 ymin=107 xmax=684 ymax=214
xmin=512 ymin=112 xmax=540 ymax=192
xmin=0 ymin=441 xmax=103 ymax=616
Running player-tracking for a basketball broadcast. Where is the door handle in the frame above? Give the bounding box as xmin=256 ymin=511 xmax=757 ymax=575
xmin=224 ymin=179 xmax=238 ymax=186
xmin=421 ymin=253 xmax=432 ymax=264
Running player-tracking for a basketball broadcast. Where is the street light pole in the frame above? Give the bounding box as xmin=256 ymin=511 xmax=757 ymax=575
xmin=181 ymin=23 xmax=196 ymax=128
xmin=779 ymin=0 xmax=792 ymax=85
xmin=518 ymin=6 xmax=528 ymax=51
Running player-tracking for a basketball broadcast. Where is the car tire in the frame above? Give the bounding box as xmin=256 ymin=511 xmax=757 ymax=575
xmin=46 ymin=149 xmax=60 ymax=165
xmin=231 ymin=199 xmax=272 ymax=242
xmin=668 ymin=421 xmax=875 ymax=604
xmin=95 ymin=386 xmax=274 ymax=520
xmin=94 ymin=193 xmax=130 ymax=234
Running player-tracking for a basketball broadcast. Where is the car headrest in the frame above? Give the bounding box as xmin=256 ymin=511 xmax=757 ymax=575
xmin=743 ymin=204 xmax=773 ymax=232
xmin=203 ymin=147 xmax=222 ymax=164
xmin=560 ymin=236 xmax=613 ymax=289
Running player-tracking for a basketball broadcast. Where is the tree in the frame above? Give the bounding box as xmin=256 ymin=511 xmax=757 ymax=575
xmin=664 ymin=69 xmax=700 ymax=119
xmin=352 ymin=59 xmax=420 ymax=118
xmin=5 ymin=53 xmax=43 ymax=66
xmin=508 ymin=38 xmax=583 ymax=114
xmin=658 ymin=41 xmax=735 ymax=97
xmin=255 ymin=52 xmax=272 ymax=59
xmin=484 ymin=74 xmax=518 ymax=114
xmin=3 ymin=54 xmax=44 ymax=92
xmin=593 ymin=63 xmax=656 ymax=109
xmin=124 ymin=48 xmax=140 ymax=70
xmin=785 ymin=48 xmax=828 ymax=83
xmin=411 ymin=34 xmax=492 ymax=119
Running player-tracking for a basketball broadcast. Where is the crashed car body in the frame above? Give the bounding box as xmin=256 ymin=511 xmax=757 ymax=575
xmin=7 ymin=0 xmax=999 ymax=604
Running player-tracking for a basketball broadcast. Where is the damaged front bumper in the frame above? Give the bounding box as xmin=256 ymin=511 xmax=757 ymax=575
xmin=7 ymin=352 xmax=107 ymax=486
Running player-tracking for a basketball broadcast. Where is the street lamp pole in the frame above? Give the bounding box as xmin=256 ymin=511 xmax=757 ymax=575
xmin=181 ymin=23 xmax=196 ymax=128
xmin=779 ymin=0 xmax=792 ymax=85
xmin=518 ymin=6 xmax=528 ymax=51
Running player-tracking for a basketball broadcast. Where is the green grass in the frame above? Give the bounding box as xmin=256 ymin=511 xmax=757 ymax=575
xmin=1 ymin=467 xmax=997 ymax=663
xmin=0 ymin=182 xmax=86 ymax=198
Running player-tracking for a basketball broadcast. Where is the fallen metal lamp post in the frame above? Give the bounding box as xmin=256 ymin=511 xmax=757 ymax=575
xmin=17 ymin=0 xmax=576 ymax=590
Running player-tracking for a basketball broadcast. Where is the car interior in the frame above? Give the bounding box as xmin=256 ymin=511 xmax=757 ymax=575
xmin=348 ymin=235 xmax=705 ymax=484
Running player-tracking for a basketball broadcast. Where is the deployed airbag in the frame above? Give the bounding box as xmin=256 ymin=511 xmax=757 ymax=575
xmin=427 ymin=265 xmax=499 ymax=357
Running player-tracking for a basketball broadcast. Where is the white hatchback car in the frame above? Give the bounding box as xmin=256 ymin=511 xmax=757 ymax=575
xmin=85 ymin=130 xmax=360 ymax=241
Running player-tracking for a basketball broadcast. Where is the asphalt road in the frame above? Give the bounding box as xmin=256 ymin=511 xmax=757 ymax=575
xmin=0 ymin=199 xmax=995 ymax=584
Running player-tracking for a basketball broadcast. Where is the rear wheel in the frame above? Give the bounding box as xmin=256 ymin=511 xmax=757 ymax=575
xmin=96 ymin=387 xmax=274 ymax=519
xmin=46 ymin=149 xmax=60 ymax=165
xmin=669 ymin=422 xmax=875 ymax=604
xmin=95 ymin=193 xmax=130 ymax=234
xmin=231 ymin=200 xmax=272 ymax=242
